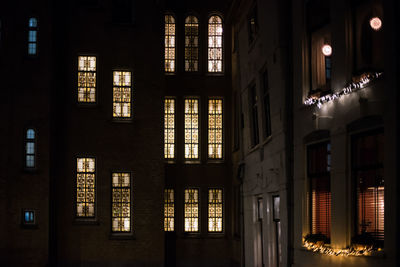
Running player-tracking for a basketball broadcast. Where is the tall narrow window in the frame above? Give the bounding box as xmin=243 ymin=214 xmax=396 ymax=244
xmin=113 ymin=71 xmax=132 ymax=118
xmin=78 ymin=56 xmax=96 ymax=103
xmin=185 ymin=16 xmax=199 ymax=72
xmin=208 ymin=189 xmax=223 ymax=232
xmin=250 ymin=85 xmax=259 ymax=147
xmin=164 ymin=98 xmax=175 ymax=159
xmin=208 ymin=15 xmax=223 ymax=72
xmin=165 ymin=15 xmax=176 ymax=73
xmin=76 ymin=158 xmax=96 ymax=218
xmin=164 ymin=189 xmax=175 ymax=231
xmin=28 ymin=18 xmax=38 ymax=55
xmin=25 ymin=129 xmax=36 ymax=168
xmin=352 ymin=130 xmax=384 ymax=247
xmin=112 ymin=173 xmax=131 ymax=232
xmin=308 ymin=142 xmax=331 ymax=241
xmin=184 ymin=188 xmax=199 ymax=232
xmin=208 ymin=99 xmax=223 ymax=159
xmin=247 ymin=5 xmax=259 ymax=43
xmin=262 ymin=70 xmax=272 ymax=138
xmin=184 ymin=98 xmax=199 ymax=160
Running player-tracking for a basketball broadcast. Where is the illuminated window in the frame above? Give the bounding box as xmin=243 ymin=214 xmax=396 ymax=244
xmin=165 ymin=15 xmax=176 ymax=73
xmin=352 ymin=130 xmax=384 ymax=247
xmin=164 ymin=98 xmax=175 ymax=159
xmin=308 ymin=142 xmax=331 ymax=241
xmin=22 ymin=210 xmax=35 ymax=225
xmin=184 ymin=98 xmax=199 ymax=160
xmin=76 ymin=158 xmax=96 ymax=218
xmin=184 ymin=189 xmax=199 ymax=232
xmin=208 ymin=15 xmax=223 ymax=72
xmin=208 ymin=99 xmax=223 ymax=159
xmin=28 ymin=18 xmax=38 ymax=55
xmin=113 ymin=71 xmax=132 ymax=118
xmin=25 ymin=129 xmax=36 ymax=168
xmin=208 ymin=189 xmax=223 ymax=232
xmin=164 ymin=189 xmax=174 ymax=231
xmin=78 ymin=56 xmax=96 ymax=103
xmin=185 ymin=16 xmax=199 ymax=72
xmin=112 ymin=173 xmax=131 ymax=232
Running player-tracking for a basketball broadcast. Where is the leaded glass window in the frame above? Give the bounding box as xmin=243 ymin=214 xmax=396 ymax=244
xmin=164 ymin=98 xmax=175 ymax=159
xmin=76 ymin=158 xmax=95 ymax=217
xmin=208 ymin=99 xmax=223 ymax=159
xmin=28 ymin=18 xmax=38 ymax=55
xmin=184 ymin=98 xmax=199 ymax=160
xmin=25 ymin=129 xmax=35 ymax=168
xmin=184 ymin=188 xmax=199 ymax=232
xmin=208 ymin=189 xmax=223 ymax=232
xmin=164 ymin=189 xmax=174 ymax=231
xmin=165 ymin=15 xmax=176 ymax=72
xmin=208 ymin=15 xmax=223 ymax=72
xmin=185 ymin=16 xmax=199 ymax=72
xmin=112 ymin=173 xmax=131 ymax=232
xmin=78 ymin=56 xmax=96 ymax=103
xmin=113 ymin=71 xmax=132 ymax=118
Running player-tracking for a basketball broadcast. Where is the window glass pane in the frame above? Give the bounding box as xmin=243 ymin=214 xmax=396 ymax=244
xmin=208 ymin=189 xmax=223 ymax=232
xmin=29 ymin=18 xmax=37 ymax=27
xmin=113 ymin=71 xmax=132 ymax=118
xmin=76 ymin=158 xmax=96 ymax=217
xmin=165 ymin=15 xmax=176 ymax=72
xmin=164 ymin=98 xmax=175 ymax=159
xmin=27 ymin=129 xmax=35 ymax=139
xmin=208 ymin=99 xmax=223 ymax=159
xmin=112 ymin=173 xmax=131 ymax=232
xmin=208 ymin=15 xmax=223 ymax=72
xmin=78 ymin=56 xmax=96 ymax=102
xmin=184 ymin=189 xmax=199 ymax=232
xmin=164 ymin=189 xmax=174 ymax=231
xmin=185 ymin=16 xmax=199 ymax=71
xmin=184 ymin=99 xmax=199 ymax=159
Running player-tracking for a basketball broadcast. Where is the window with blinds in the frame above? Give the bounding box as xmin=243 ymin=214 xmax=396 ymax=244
xmin=307 ymin=141 xmax=331 ymax=241
xmin=352 ymin=130 xmax=384 ymax=247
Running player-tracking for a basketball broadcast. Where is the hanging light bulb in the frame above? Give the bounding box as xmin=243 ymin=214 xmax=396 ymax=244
xmin=369 ymin=17 xmax=382 ymax=31
xmin=321 ymin=44 xmax=332 ymax=56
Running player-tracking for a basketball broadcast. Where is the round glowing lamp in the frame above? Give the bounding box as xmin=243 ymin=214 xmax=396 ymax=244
xmin=321 ymin=44 xmax=332 ymax=56
xmin=369 ymin=17 xmax=382 ymax=31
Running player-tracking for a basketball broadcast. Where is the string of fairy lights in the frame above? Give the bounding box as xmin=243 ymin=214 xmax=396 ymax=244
xmin=303 ymin=240 xmax=376 ymax=257
xmin=304 ymin=72 xmax=383 ymax=108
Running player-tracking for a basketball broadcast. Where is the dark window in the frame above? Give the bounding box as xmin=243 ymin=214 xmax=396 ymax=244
xmin=185 ymin=16 xmax=199 ymax=72
xmin=261 ymin=70 xmax=271 ymax=138
xmin=352 ymin=130 xmax=384 ymax=248
xmin=308 ymin=141 xmax=331 ymax=241
xmin=249 ymin=85 xmax=259 ymax=147
xmin=112 ymin=0 xmax=134 ymax=23
xmin=247 ymin=5 xmax=258 ymax=43
xmin=233 ymin=91 xmax=240 ymax=150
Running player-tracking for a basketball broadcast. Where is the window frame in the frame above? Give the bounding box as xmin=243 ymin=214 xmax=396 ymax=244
xmin=207 ymin=188 xmax=224 ymax=234
xmin=27 ymin=17 xmax=38 ymax=57
xmin=74 ymin=156 xmax=98 ymax=223
xmin=112 ymin=69 xmax=133 ymax=121
xmin=24 ymin=128 xmax=37 ymax=170
xmin=183 ymin=188 xmax=200 ymax=234
xmin=207 ymin=13 xmax=224 ymax=74
xmin=21 ymin=209 xmax=37 ymax=228
xmin=183 ymin=97 xmax=201 ymax=163
xmin=164 ymin=97 xmax=176 ymax=162
xmin=184 ymin=14 xmax=200 ymax=73
xmin=259 ymin=67 xmax=272 ymax=140
xmin=248 ymin=83 xmax=260 ymax=148
xmin=164 ymin=188 xmax=175 ymax=232
xmin=164 ymin=13 xmax=176 ymax=74
xmin=207 ymin=97 xmax=224 ymax=162
xmin=77 ymin=54 xmax=98 ymax=105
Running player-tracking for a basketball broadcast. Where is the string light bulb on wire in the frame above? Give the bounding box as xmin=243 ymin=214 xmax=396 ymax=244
xmin=369 ymin=17 xmax=382 ymax=31
xmin=322 ymin=44 xmax=332 ymax=56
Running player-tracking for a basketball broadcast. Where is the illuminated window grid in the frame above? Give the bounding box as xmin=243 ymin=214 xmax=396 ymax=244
xmin=164 ymin=189 xmax=175 ymax=231
xmin=113 ymin=71 xmax=132 ymax=118
xmin=185 ymin=16 xmax=199 ymax=72
xmin=78 ymin=56 xmax=96 ymax=103
xmin=184 ymin=99 xmax=199 ymax=160
xmin=25 ymin=129 xmax=36 ymax=168
xmin=112 ymin=173 xmax=131 ymax=232
xmin=76 ymin=158 xmax=96 ymax=217
xmin=184 ymin=189 xmax=199 ymax=232
xmin=208 ymin=99 xmax=223 ymax=159
xmin=208 ymin=16 xmax=223 ymax=72
xmin=164 ymin=98 xmax=175 ymax=159
xmin=164 ymin=15 xmax=176 ymax=72
xmin=208 ymin=189 xmax=223 ymax=232
xmin=28 ymin=18 xmax=38 ymax=55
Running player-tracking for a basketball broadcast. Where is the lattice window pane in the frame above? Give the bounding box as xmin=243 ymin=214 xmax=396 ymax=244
xmin=184 ymin=99 xmax=199 ymax=159
xmin=28 ymin=18 xmax=38 ymax=55
xmin=25 ymin=129 xmax=36 ymax=168
xmin=208 ymin=16 xmax=223 ymax=72
xmin=208 ymin=99 xmax=223 ymax=159
xmin=77 ymin=56 xmax=96 ymax=102
xmin=165 ymin=15 xmax=176 ymax=72
xmin=208 ymin=189 xmax=223 ymax=232
xmin=185 ymin=16 xmax=199 ymax=72
xmin=164 ymin=98 xmax=175 ymax=159
xmin=113 ymin=71 xmax=132 ymax=118
xmin=112 ymin=173 xmax=131 ymax=232
xmin=184 ymin=189 xmax=199 ymax=232
xmin=164 ymin=189 xmax=175 ymax=231
xmin=76 ymin=158 xmax=96 ymax=217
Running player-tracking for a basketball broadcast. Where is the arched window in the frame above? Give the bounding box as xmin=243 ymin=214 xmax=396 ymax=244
xmin=185 ymin=16 xmax=199 ymax=72
xmin=25 ymin=129 xmax=36 ymax=168
xmin=208 ymin=15 xmax=223 ymax=72
xmin=28 ymin=17 xmax=38 ymax=55
xmin=164 ymin=14 xmax=176 ymax=73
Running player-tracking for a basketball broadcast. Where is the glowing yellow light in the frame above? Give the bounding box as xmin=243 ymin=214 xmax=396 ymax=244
xmin=164 ymin=189 xmax=175 ymax=231
xmin=370 ymin=17 xmax=382 ymax=31
xmin=208 ymin=99 xmax=223 ymax=159
xmin=321 ymin=44 xmax=332 ymax=56
xmin=184 ymin=189 xmax=199 ymax=232
xmin=112 ymin=173 xmax=131 ymax=232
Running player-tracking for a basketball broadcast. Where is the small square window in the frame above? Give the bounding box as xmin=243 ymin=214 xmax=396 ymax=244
xmin=22 ymin=209 xmax=36 ymax=226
